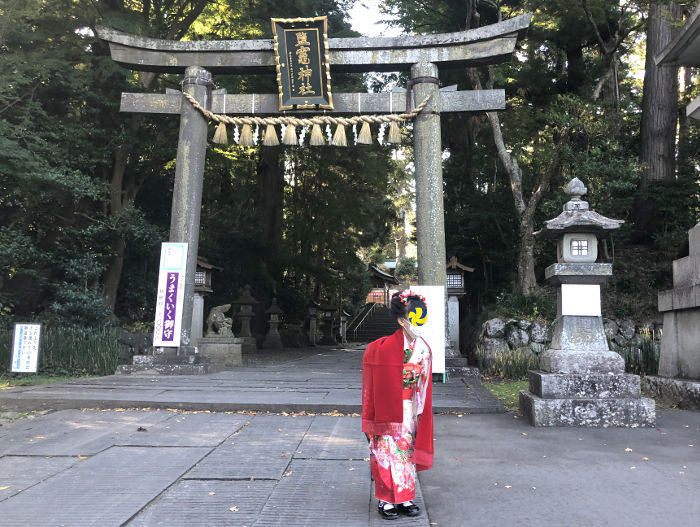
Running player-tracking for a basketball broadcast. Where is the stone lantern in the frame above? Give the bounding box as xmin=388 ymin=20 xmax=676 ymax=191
xmin=192 ymin=258 xmax=222 ymax=341
xmin=306 ymin=301 xmax=321 ymax=346
xmin=339 ymin=309 xmax=350 ymax=344
xmin=263 ymin=298 xmax=284 ymax=350
xmin=319 ymin=303 xmax=337 ymax=346
xmin=519 ymin=177 xmax=655 ymax=427
xmin=233 ymin=285 xmax=258 ymax=353
xmin=445 ymin=256 xmax=474 ymax=352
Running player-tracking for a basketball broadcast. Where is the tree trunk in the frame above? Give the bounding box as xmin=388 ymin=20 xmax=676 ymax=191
xmin=634 ymin=2 xmax=682 ymax=238
xmin=639 ymin=2 xmax=682 ymax=184
xmin=255 ymin=147 xmax=284 ymax=255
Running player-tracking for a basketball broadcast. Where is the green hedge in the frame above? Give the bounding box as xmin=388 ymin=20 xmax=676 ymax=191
xmin=1 ymin=326 xmax=118 ymax=376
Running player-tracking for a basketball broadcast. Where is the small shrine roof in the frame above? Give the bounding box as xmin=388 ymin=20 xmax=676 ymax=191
xmin=369 ymin=263 xmax=399 ymax=285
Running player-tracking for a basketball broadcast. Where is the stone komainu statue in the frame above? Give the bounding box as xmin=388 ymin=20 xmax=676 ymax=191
xmin=205 ymin=304 xmax=234 ymax=337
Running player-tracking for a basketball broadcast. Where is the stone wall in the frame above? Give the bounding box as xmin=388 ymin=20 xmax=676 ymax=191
xmin=476 ymin=317 xmax=662 ymax=366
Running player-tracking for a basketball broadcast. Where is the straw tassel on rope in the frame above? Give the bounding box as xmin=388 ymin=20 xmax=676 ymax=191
xmin=282 ymin=124 xmax=297 ymax=145
xmin=263 ymin=124 xmax=279 ymax=146
xmin=332 ymin=124 xmax=347 ymax=147
xmin=310 ymin=123 xmax=325 ymax=146
xmin=180 ymin=92 xmax=431 ymax=148
xmin=357 ymin=122 xmax=372 ymax=145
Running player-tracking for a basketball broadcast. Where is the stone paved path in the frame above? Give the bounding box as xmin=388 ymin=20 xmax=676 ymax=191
xmin=0 ymin=346 xmax=503 ymax=414
xmin=0 ymin=409 xmax=428 ymax=527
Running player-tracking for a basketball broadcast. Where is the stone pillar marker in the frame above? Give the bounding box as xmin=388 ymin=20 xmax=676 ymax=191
xmin=519 ymin=178 xmax=655 ymax=427
xmin=412 ymin=62 xmax=446 ymax=288
xmin=645 ymin=222 xmax=700 ymax=409
xmin=168 ymin=65 xmax=212 ymax=354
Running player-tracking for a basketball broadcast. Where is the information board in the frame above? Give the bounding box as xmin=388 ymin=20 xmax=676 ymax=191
xmin=153 ymin=243 xmax=188 ymax=348
xmin=11 ymin=323 xmax=42 ymax=373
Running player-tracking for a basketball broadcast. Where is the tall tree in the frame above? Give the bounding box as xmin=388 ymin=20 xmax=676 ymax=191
xmin=634 ymin=1 xmax=683 ymax=238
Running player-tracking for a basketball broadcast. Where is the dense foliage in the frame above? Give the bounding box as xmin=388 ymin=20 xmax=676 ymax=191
xmin=0 ymin=0 xmax=698 ymax=337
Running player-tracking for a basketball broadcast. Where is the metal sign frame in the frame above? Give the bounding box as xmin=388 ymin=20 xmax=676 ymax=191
xmin=271 ymin=16 xmax=333 ymax=110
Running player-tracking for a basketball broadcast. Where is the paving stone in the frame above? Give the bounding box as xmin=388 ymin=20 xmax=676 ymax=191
xmin=369 ymin=479 xmax=430 ymax=527
xmin=254 ymin=458 xmax=370 ymax=526
xmin=295 ymin=415 xmax=368 ymax=460
xmin=0 ymin=410 xmax=171 ymax=456
xmin=126 ymin=479 xmax=276 ymax=527
xmin=115 ymin=413 xmax=245 ymax=447
xmin=0 ymin=347 xmax=502 ymax=414
xmin=0 ymin=446 xmax=210 ymax=526
xmin=184 ymin=414 xmax=312 ymax=480
xmin=0 ymin=456 xmax=79 ymax=501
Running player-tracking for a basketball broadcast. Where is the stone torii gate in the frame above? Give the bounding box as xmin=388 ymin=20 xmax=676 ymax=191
xmin=97 ymin=14 xmax=531 ymax=355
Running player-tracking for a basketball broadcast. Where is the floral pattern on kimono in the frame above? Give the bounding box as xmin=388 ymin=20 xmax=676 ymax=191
xmin=369 ymin=335 xmax=431 ymax=504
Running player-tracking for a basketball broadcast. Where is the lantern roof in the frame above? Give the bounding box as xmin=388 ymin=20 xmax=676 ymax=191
xmin=265 ymin=298 xmax=284 ymax=315
xmin=534 ymin=178 xmax=623 ymax=240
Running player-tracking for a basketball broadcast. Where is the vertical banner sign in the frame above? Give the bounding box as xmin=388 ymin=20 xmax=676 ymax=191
xmin=153 ymin=243 xmax=188 ymax=347
xmin=271 ymin=16 xmax=333 ymax=110
xmin=411 ymin=286 xmax=446 ymax=375
xmin=11 ymin=323 xmax=42 ymax=373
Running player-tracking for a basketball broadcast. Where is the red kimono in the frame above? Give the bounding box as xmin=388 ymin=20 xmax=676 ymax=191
xmin=362 ymin=328 xmax=434 ymax=503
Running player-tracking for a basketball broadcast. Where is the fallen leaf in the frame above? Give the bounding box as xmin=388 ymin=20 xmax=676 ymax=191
xmin=493 ymin=482 xmax=498 ymax=486
xmin=521 ymin=432 xmax=528 ymax=436
xmin=630 ymin=466 xmax=636 ymax=470
xmin=683 ymin=465 xmax=687 ymax=469
xmin=283 ymin=471 xmax=292 ymax=477
xmin=531 ymin=487 xmax=536 ymax=490
xmin=77 ymin=455 xmax=88 ymax=460
xmin=625 ymin=448 xmax=633 ymax=452
xmin=34 ymin=436 xmax=45 ymax=439
xmin=457 ymin=414 xmax=463 ymax=418
xmin=229 ymin=506 xmax=239 ymax=512
xmin=642 ymin=457 xmax=649 ymax=461
xmin=504 ymin=485 xmax=512 ymax=489
xmin=679 ymin=471 xmax=685 ymax=475
xmin=278 ymin=454 xmax=286 ymax=458
xmin=209 ymin=492 xmax=216 ymax=495
xmin=578 ymin=438 xmax=583 ymax=441
xmin=0 ymin=486 xmax=10 ymax=491
xmin=683 ymin=425 xmax=689 ymax=428
xmin=689 ymin=444 xmax=694 ymax=447
xmin=136 ymin=427 xmax=147 ymax=432
xmin=349 ymin=467 xmax=355 ymax=471
xmin=277 ymin=428 xmax=282 ymax=432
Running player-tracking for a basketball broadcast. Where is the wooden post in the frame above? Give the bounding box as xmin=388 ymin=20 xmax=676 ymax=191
xmin=169 ymin=65 xmax=212 ymax=354
xmin=412 ymin=62 xmax=446 ymax=288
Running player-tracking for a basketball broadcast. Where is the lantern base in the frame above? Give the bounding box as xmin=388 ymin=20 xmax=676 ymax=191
xmin=520 ymin=371 xmax=655 ymax=427
xmin=539 ymin=348 xmax=625 ymax=374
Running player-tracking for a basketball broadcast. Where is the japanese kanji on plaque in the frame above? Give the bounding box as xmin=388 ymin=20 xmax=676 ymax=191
xmin=11 ymin=323 xmax=42 ymax=373
xmin=153 ymin=243 xmax=188 ymax=347
xmin=271 ymin=16 xmax=333 ymax=110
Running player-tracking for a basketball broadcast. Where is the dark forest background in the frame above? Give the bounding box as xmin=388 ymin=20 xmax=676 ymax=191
xmin=1 ymin=0 xmax=698 ymax=338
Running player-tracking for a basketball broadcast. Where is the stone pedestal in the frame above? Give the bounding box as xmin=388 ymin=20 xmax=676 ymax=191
xmin=198 ymin=336 xmax=243 ymax=371
xmin=447 ymin=296 xmax=460 ymax=350
xmin=657 ymin=223 xmax=700 ymax=380
xmin=192 ymin=292 xmax=205 ymax=341
xmin=648 ymin=223 xmax=700 ymax=409
xmin=116 ymin=352 xmax=210 ymax=375
xmin=308 ymin=316 xmax=318 ymax=345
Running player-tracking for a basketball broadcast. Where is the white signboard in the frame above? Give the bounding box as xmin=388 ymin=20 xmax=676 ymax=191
xmin=412 ymin=285 xmax=446 ymax=375
xmin=153 ymin=242 xmax=188 ymax=348
xmin=11 ymin=323 xmax=42 ymax=373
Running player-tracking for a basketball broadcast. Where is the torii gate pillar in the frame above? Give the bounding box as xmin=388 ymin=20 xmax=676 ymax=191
xmin=412 ymin=62 xmax=446 ymax=288
xmin=168 ymin=65 xmax=211 ymax=354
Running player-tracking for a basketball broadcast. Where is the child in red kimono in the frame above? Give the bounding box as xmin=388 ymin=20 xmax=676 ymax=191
xmin=362 ymin=290 xmax=433 ymax=520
